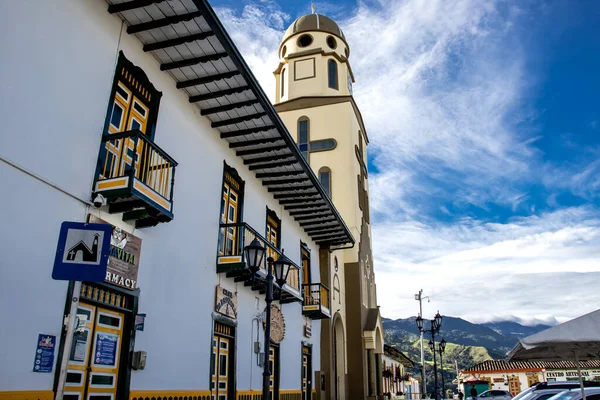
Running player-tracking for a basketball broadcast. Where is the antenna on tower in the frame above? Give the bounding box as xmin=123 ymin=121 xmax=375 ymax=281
xmin=310 ymin=1 xmax=316 ymax=14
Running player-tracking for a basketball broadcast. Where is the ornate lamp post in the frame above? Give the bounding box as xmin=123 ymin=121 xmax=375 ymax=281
xmin=416 ymin=311 xmax=444 ymax=400
xmin=439 ymin=338 xmax=446 ymax=398
xmin=244 ymin=238 xmax=292 ymax=400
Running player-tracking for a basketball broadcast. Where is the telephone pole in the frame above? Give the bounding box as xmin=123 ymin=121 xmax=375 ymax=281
xmin=415 ymin=290 xmax=429 ymax=398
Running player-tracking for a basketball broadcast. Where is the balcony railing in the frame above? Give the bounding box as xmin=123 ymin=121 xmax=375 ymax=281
xmin=93 ymin=130 xmax=177 ymax=228
xmin=302 ymin=283 xmax=331 ymax=320
xmin=217 ymin=222 xmax=302 ymax=303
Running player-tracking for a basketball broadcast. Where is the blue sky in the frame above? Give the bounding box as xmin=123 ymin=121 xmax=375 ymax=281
xmin=212 ymin=0 xmax=600 ymax=325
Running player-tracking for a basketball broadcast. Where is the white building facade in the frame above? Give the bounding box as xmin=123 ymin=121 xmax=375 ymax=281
xmin=381 ymin=346 xmax=418 ymax=400
xmin=0 ymin=1 xmax=354 ymax=400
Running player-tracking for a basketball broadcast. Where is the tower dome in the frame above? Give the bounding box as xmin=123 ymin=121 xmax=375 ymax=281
xmin=275 ymin=13 xmax=354 ymax=103
xmin=282 ymin=14 xmax=346 ymax=43
xmin=279 ymin=13 xmax=350 ymax=59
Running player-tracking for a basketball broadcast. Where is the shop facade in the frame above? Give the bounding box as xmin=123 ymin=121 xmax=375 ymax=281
xmin=459 ymin=360 xmax=600 ymax=396
xmin=0 ymin=1 xmax=354 ymax=399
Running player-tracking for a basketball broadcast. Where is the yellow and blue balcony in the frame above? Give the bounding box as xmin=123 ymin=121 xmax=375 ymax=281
xmin=216 ymin=222 xmax=302 ymax=303
xmin=93 ymin=129 xmax=177 ymax=228
xmin=302 ymin=283 xmax=331 ymax=320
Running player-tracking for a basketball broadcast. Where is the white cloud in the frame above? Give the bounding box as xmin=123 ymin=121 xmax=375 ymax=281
xmin=214 ymin=1 xmax=600 ymax=324
xmin=373 ymin=206 xmax=600 ymax=322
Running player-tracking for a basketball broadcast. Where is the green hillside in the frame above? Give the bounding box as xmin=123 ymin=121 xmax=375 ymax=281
xmin=386 ymin=333 xmax=494 ymax=394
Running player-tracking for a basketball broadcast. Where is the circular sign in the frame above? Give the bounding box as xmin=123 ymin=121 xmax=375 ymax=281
xmin=264 ymin=305 xmax=286 ymax=344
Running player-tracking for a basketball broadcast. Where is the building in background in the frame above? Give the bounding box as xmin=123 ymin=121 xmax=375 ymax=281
xmin=274 ymin=12 xmax=386 ymax=400
xmin=382 ymin=345 xmax=418 ymax=400
xmin=459 ymin=360 xmax=600 ymax=396
xmin=0 ymin=1 xmax=354 ymax=399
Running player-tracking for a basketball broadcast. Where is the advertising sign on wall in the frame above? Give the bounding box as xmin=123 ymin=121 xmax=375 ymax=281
xmin=89 ymin=216 xmax=142 ymax=290
xmin=33 ymin=334 xmax=56 ymax=373
xmin=94 ymin=333 xmax=118 ymax=367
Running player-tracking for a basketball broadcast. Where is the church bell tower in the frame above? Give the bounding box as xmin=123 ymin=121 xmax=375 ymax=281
xmin=274 ymin=12 xmax=385 ymax=400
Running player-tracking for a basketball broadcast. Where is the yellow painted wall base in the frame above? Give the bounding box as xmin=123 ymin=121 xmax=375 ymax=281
xmin=0 ymin=391 xmax=54 ymax=400
xmin=130 ymin=390 xmax=211 ymax=400
xmin=236 ymin=390 xmax=303 ymax=400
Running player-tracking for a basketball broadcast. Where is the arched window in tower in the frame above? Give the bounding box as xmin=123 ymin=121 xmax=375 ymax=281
xmin=328 ymin=59 xmax=338 ymax=90
xmin=319 ymin=167 xmax=331 ymax=197
xmin=281 ymin=68 xmax=286 ymax=98
xmin=298 ymin=117 xmax=309 ymax=161
xmin=333 ymin=274 xmax=341 ymax=304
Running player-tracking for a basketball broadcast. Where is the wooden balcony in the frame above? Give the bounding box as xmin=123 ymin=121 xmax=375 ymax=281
xmin=302 ymin=283 xmax=331 ymax=320
xmin=93 ymin=130 xmax=177 ymax=228
xmin=217 ymin=222 xmax=302 ymax=303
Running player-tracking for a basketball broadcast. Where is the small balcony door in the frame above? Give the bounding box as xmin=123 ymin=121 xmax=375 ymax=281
xmin=218 ymin=164 xmax=244 ymax=258
xmin=219 ymin=182 xmax=240 ymax=256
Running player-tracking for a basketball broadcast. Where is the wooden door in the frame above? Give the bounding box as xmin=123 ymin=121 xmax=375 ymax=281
xmin=63 ymin=302 xmax=124 ymax=400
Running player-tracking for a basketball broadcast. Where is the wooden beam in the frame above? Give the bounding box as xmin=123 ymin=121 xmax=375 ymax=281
xmin=249 ymin=160 xmax=298 ymax=171
xmin=177 ymin=71 xmax=240 ymax=89
xmin=301 ymin=217 xmax=337 ymax=227
xmin=312 ymin=233 xmax=347 ymax=241
xmin=201 ymin=100 xmax=260 ymax=116
xmin=236 ymin=144 xmax=289 ymax=157
xmin=284 ymin=203 xmax=327 ymax=211
xmin=244 ymin=154 xmax=294 ymax=165
xmin=288 ymin=207 xmax=330 ymax=216
xmin=279 ymin=198 xmax=324 ymax=205
xmin=255 ymin=170 xmax=305 ymax=179
xmin=273 ymin=193 xmax=320 ymax=200
xmin=262 ymin=177 xmax=310 ymax=186
xmin=268 ymin=184 xmax=315 ymax=193
xmin=220 ymin=126 xmax=275 ymax=139
xmin=305 ymin=225 xmax=343 ymax=233
xmin=143 ymin=31 xmax=215 ymax=52
xmin=127 ymin=10 xmax=202 ymax=34
xmin=108 ymin=0 xmax=162 ymax=13
xmin=160 ymin=52 xmax=228 ymax=71
xmin=230 ymin=137 xmax=282 ymax=149
xmin=189 ymin=86 xmax=250 ymax=103
xmin=294 ymin=212 xmax=331 ymax=221
xmin=306 ymin=226 xmax=345 ymax=235
xmin=211 ymin=112 xmax=267 ymax=128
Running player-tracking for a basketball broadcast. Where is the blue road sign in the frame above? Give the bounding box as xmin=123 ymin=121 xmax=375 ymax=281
xmin=52 ymin=221 xmax=112 ymax=282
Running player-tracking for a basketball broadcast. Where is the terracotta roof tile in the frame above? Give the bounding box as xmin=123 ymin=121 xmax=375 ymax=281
xmin=463 ymin=359 xmax=600 ymax=373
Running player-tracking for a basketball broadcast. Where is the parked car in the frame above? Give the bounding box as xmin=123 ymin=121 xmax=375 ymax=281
xmin=479 ymin=390 xmax=513 ymax=400
xmin=514 ymin=381 xmax=600 ymax=400
xmin=547 ymin=387 xmax=600 ymax=400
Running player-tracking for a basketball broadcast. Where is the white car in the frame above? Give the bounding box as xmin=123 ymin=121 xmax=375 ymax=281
xmin=478 ymin=390 xmax=512 ymax=400
xmin=514 ymin=381 xmax=600 ymax=400
xmin=547 ymin=388 xmax=600 ymax=400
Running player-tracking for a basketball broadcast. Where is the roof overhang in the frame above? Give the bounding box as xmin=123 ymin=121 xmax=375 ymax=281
xmin=104 ymin=0 xmax=354 ymax=246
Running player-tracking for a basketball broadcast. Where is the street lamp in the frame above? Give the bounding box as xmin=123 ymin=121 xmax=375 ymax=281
xmin=438 ymin=338 xmax=446 ymax=399
xmin=244 ymin=239 xmax=292 ymax=400
xmin=416 ymin=311 xmax=444 ymax=400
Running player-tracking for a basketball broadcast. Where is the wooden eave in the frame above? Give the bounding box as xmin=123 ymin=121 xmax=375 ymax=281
xmin=104 ymin=0 xmax=354 ymax=246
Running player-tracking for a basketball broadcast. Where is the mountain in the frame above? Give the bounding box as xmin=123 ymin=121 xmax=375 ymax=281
xmin=383 ymin=316 xmax=550 ymax=395
xmin=383 ymin=316 xmax=517 ymax=357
